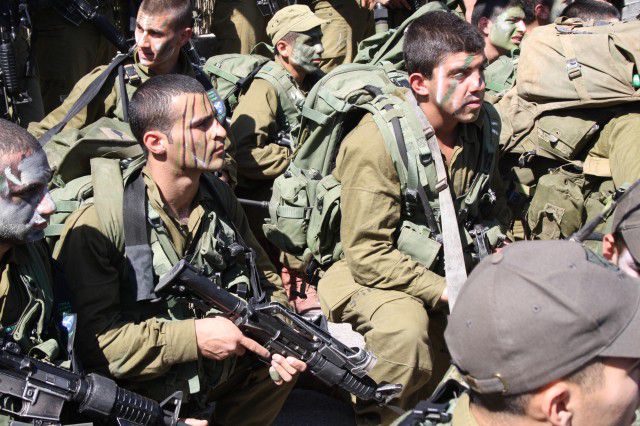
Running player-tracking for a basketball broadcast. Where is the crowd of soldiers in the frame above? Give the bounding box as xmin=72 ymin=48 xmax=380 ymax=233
xmin=1 ymin=0 xmax=640 ymax=425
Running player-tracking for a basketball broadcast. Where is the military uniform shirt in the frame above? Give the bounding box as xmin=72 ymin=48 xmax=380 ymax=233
xmin=332 ymin=108 xmax=510 ymax=308
xmin=0 ymin=247 xmax=35 ymax=327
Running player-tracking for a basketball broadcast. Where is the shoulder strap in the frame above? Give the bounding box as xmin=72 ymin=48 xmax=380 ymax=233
xmin=405 ymin=92 xmax=468 ymax=308
xmin=256 ymin=63 xmax=305 ymax=134
xmin=39 ymin=52 xmax=132 ymax=146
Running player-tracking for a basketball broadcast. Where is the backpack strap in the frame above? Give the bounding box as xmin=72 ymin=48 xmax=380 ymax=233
xmin=39 ymin=52 xmax=133 ymax=146
xmin=256 ymin=62 xmax=305 ymax=138
xmin=404 ymin=91 xmax=468 ymax=308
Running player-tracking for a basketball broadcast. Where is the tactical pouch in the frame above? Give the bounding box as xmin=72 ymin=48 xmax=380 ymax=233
xmin=306 ymin=174 xmax=343 ymax=266
xmin=263 ymin=165 xmax=316 ymax=256
xmin=533 ymin=113 xmax=600 ymax=161
xmin=397 ymin=220 xmax=442 ymax=269
xmin=527 ymin=165 xmax=586 ymax=240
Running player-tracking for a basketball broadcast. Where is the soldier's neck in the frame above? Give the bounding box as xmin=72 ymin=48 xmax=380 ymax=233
xmin=484 ymin=43 xmax=502 ymax=64
xmin=149 ymin=56 xmax=181 ymax=76
xmin=276 ymin=56 xmax=305 ymax=85
xmin=470 ymin=402 xmax=530 ymax=426
xmin=147 ymin=161 xmax=200 ymax=221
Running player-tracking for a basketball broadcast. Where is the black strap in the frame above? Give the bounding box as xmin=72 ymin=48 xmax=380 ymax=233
xmin=118 ymin=64 xmax=129 ymax=123
xmin=39 ymin=52 xmax=132 ymax=146
xmin=123 ymin=171 xmax=156 ymax=302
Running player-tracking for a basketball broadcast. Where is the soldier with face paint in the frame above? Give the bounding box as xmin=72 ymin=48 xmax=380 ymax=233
xmin=472 ymin=0 xmax=526 ymax=103
xmin=228 ymin=5 xmax=327 ymax=318
xmin=317 ymin=12 xmax=511 ymax=425
xmin=27 ymin=0 xmax=196 ymax=140
xmin=54 ymin=75 xmax=306 ymax=422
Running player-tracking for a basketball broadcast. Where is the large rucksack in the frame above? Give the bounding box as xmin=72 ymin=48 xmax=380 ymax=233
xmin=353 ymin=2 xmax=449 ymax=86
xmin=262 ymin=63 xmax=501 ymax=269
xmin=203 ymin=52 xmax=272 ymax=115
xmin=500 ymin=17 xmax=640 ymax=159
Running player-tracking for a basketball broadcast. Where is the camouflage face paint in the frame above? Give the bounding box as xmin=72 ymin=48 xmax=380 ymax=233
xmin=290 ymin=30 xmax=324 ymax=74
xmin=0 ymin=150 xmax=54 ymax=244
xmin=488 ymin=7 xmax=526 ymax=53
xmin=173 ymin=93 xmax=223 ymax=171
xmin=135 ymin=13 xmax=180 ymax=68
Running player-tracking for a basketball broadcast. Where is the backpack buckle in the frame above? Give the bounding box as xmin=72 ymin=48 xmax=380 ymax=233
xmin=123 ymin=64 xmax=142 ymax=86
xmin=566 ymin=59 xmax=582 ymax=80
xmin=405 ymin=189 xmax=418 ymax=217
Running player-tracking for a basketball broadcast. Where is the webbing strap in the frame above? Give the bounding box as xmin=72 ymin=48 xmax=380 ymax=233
xmin=559 ymin=35 xmax=591 ymax=101
xmin=123 ymin=172 xmax=156 ymax=302
xmin=406 ymin=92 xmax=467 ymax=309
xmin=39 ymin=52 xmax=132 ymax=146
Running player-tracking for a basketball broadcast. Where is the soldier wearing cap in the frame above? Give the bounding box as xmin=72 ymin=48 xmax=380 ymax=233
xmin=398 ymin=239 xmax=640 ymax=425
xmin=228 ymin=5 xmax=326 ymax=314
xmin=603 ymin=181 xmax=640 ymax=279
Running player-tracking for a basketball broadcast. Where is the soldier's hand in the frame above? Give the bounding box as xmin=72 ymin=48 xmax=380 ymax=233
xmin=269 ymin=354 xmax=307 ymax=385
xmin=195 ymin=316 xmax=270 ymax=360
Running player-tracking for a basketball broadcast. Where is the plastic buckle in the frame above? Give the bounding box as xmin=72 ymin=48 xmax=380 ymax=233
xmin=566 ymin=59 xmax=582 ymax=80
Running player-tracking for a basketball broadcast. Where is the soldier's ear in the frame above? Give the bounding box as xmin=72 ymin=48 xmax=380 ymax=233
xmin=602 ymin=233 xmax=618 ymax=262
xmin=532 ymin=381 xmax=573 ymax=426
xmin=275 ymin=40 xmax=291 ymax=59
xmin=143 ymin=131 xmax=168 ymax=156
xmin=477 ymin=16 xmax=491 ymax=37
xmin=409 ymin=72 xmax=430 ymax=99
xmin=535 ymin=3 xmax=550 ymax=21
xmin=178 ymin=27 xmax=193 ymax=48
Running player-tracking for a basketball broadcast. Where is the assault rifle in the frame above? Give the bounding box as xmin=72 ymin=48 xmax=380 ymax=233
xmin=155 ymin=259 xmax=403 ymax=405
xmin=0 ymin=338 xmax=184 ymax=425
xmin=51 ymin=0 xmax=131 ymax=52
xmin=256 ymin=0 xmax=298 ymax=17
xmin=0 ymin=0 xmax=32 ymax=123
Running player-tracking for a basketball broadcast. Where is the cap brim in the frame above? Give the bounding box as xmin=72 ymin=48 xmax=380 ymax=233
xmin=621 ymin=227 xmax=640 ymax=265
xmin=601 ymin=278 xmax=640 ymax=359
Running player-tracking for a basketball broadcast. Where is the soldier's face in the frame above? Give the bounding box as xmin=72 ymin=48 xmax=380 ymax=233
xmin=0 ymin=150 xmax=54 ymax=244
xmin=165 ymin=93 xmax=227 ymax=172
xmin=135 ymin=11 xmax=186 ymax=71
xmin=426 ymin=52 xmax=486 ymax=123
xmin=488 ymin=7 xmax=526 ymax=52
xmin=289 ymin=28 xmax=324 ymax=73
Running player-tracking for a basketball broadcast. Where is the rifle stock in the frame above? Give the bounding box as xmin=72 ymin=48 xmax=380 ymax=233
xmin=156 ymin=259 xmax=402 ymax=405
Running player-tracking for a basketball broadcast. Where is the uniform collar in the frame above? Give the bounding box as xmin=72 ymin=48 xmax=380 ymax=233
xmin=452 ymin=393 xmax=480 ymax=426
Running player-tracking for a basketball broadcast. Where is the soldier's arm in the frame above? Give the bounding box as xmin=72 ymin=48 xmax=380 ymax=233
xmin=54 ymin=206 xmax=198 ymax=380
xmin=335 ymin=114 xmax=446 ymax=309
xmin=485 ymin=151 xmax=512 ymax=234
xmin=229 ymin=79 xmax=292 ymax=181
xmin=28 ymin=65 xmax=117 ymax=139
xmin=606 ymin=113 xmax=640 ymax=188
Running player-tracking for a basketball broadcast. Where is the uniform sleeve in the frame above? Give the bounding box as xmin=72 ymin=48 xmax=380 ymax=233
xmin=54 ymin=206 xmax=198 ymax=380
xmin=335 ymin=115 xmax=446 ymax=309
xmin=485 ymin=151 xmax=512 ymax=235
xmin=607 ymin=114 xmax=640 ymax=188
xmin=228 ymin=79 xmax=292 ymax=181
xmin=28 ymin=65 xmax=118 ymax=139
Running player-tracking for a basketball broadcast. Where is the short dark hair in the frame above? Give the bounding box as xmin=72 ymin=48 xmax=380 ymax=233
xmin=128 ymin=74 xmax=206 ymax=144
xmin=404 ymin=11 xmax=484 ymax=79
xmin=139 ymin=0 xmax=193 ymax=30
xmin=521 ymin=0 xmax=554 ymax=23
xmin=561 ymin=0 xmax=621 ymax=20
xmin=0 ymin=119 xmax=42 ymax=163
xmin=470 ymin=358 xmax=605 ymax=416
xmin=471 ymin=0 xmax=525 ymax=25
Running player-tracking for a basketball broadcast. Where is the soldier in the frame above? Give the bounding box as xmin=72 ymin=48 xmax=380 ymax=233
xmin=471 ymin=0 xmax=526 ymax=103
xmin=228 ymin=5 xmax=325 ymax=313
xmin=602 ymin=182 xmax=640 ymax=278
xmin=210 ymin=0 xmax=269 ymax=55
xmin=30 ymin=3 xmax=116 ymax=114
xmin=318 ymin=12 xmax=511 ymax=425
xmin=27 ymin=0 xmax=195 ymax=140
xmin=522 ymin=0 xmax=553 ymax=31
xmin=396 ymin=240 xmax=640 ymax=426
xmin=54 ymin=74 xmax=306 ymax=421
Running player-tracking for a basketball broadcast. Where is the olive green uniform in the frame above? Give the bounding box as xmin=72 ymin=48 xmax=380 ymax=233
xmin=484 ymin=53 xmax=518 ymax=105
xmin=212 ymin=1 xmax=372 ymax=72
xmin=31 ymin=6 xmax=116 ymax=114
xmin=28 ymin=51 xmax=194 ymax=139
xmin=318 ymin=107 xmax=511 ymax=425
xmin=54 ymin=167 xmax=293 ymax=422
